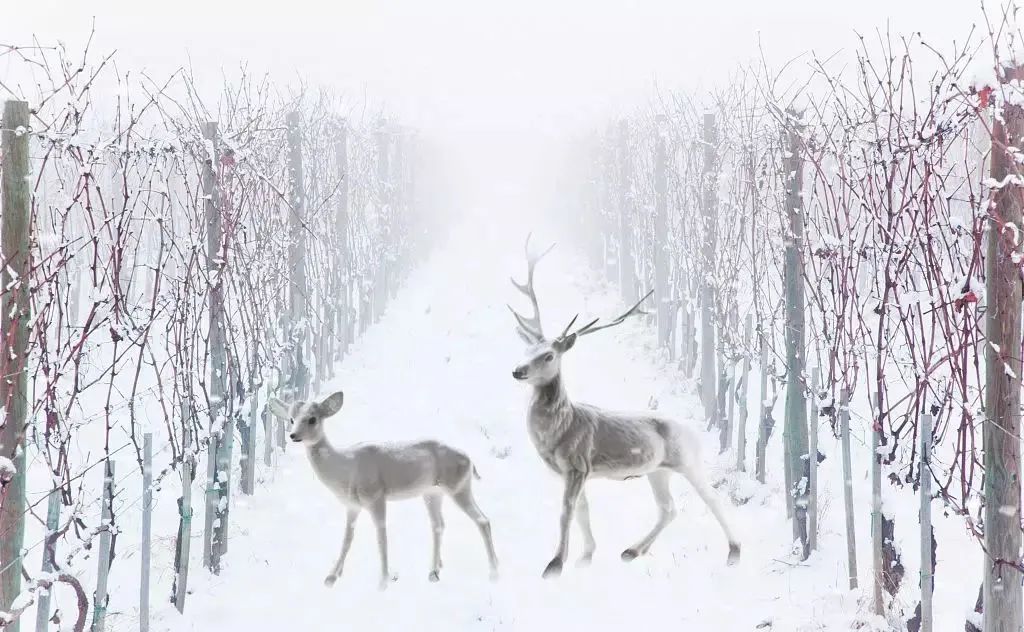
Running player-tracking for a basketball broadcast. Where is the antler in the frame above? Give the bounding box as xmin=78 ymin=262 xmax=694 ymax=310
xmin=559 ymin=289 xmax=654 ymax=340
xmin=507 ymin=233 xmax=555 ymax=344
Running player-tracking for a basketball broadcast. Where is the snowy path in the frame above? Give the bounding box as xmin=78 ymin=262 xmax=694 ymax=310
xmin=162 ymin=219 xmax=862 ymax=632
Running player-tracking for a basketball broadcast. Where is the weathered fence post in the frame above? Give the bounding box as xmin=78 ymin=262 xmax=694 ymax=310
xmin=241 ymin=391 xmax=258 ymax=496
xmin=736 ymin=314 xmax=752 ymax=471
xmin=617 ymin=120 xmax=636 ymax=303
xmin=35 ymin=490 xmax=60 ymax=632
xmin=782 ymin=112 xmax=809 ymax=558
xmin=919 ymin=412 xmax=933 ymax=632
xmin=755 ymin=327 xmax=772 ymax=484
xmin=374 ymin=120 xmax=390 ymax=322
xmin=699 ymin=113 xmax=718 ymax=427
xmin=871 ymin=391 xmax=884 ymax=616
xmin=808 ymin=367 xmax=819 ymax=552
xmin=286 ymin=111 xmax=309 ymax=401
xmin=92 ymin=461 xmax=115 ymax=632
xmin=140 ymin=433 xmax=153 ymax=632
xmin=335 ymin=121 xmax=351 ymax=362
xmin=201 ymin=121 xmax=232 ymax=574
xmin=983 ymin=65 xmax=1024 ymax=632
xmin=653 ymin=115 xmax=670 ymax=348
xmin=0 ymin=100 xmax=31 ymax=632
xmin=839 ymin=387 xmax=858 ymax=589
xmin=173 ymin=397 xmax=193 ymax=612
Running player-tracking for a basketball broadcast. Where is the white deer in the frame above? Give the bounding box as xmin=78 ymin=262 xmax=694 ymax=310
xmin=268 ymin=391 xmax=499 ymax=590
xmin=506 ymin=237 xmax=741 ymax=578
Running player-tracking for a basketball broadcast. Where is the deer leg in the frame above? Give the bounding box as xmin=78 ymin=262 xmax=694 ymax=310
xmin=325 ymin=508 xmax=360 ymax=587
xmin=545 ymin=470 xmax=586 ymax=578
xmin=369 ymin=499 xmax=392 ymax=590
xmin=451 ymin=487 xmax=500 ymax=580
xmin=424 ymin=495 xmax=445 ymax=582
xmin=622 ymin=470 xmax=676 ymax=561
xmin=575 ymin=489 xmax=596 ymax=567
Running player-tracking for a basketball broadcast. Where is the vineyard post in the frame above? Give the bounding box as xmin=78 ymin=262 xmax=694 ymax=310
xmin=91 ymin=462 xmax=115 ymax=632
xmin=140 ymin=433 xmax=153 ymax=632
xmin=335 ymin=121 xmax=351 ymax=362
xmin=653 ymin=114 xmax=670 ymax=348
xmin=617 ymin=119 xmax=636 ymax=303
xmin=0 ymin=99 xmax=31 ymax=632
xmin=286 ymin=112 xmax=310 ymax=401
xmin=782 ymin=111 xmax=809 ymax=558
xmin=34 ymin=491 xmax=60 ymax=632
xmin=983 ymin=64 xmax=1024 ymax=632
xmin=840 ymin=387 xmax=858 ymax=589
xmin=736 ymin=314 xmax=752 ymax=471
xmin=699 ymin=113 xmax=718 ymax=426
xmin=920 ymin=412 xmax=933 ymax=632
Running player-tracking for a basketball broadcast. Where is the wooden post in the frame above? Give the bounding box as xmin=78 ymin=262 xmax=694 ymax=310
xmin=35 ymin=490 xmax=60 ymax=632
xmin=0 ymin=100 xmax=31 ymax=632
xmin=736 ymin=314 xmax=752 ymax=471
xmin=716 ymin=365 xmax=730 ymax=452
xmin=871 ymin=391 xmax=884 ymax=615
xmin=373 ymin=120 xmax=390 ymax=322
xmin=241 ymin=392 xmax=257 ymax=495
xmin=335 ymin=122 xmax=351 ymax=361
xmin=839 ymin=387 xmax=858 ymax=589
xmin=202 ymin=121 xmax=231 ymax=574
xmin=92 ymin=461 xmax=115 ymax=632
xmin=919 ymin=412 xmax=933 ymax=632
xmin=617 ymin=120 xmax=636 ymax=302
xmin=262 ymin=390 xmax=273 ymax=467
xmin=782 ymin=112 xmax=809 ymax=556
xmin=140 ymin=434 xmax=153 ymax=632
xmin=173 ymin=398 xmax=192 ymax=612
xmin=286 ymin=111 xmax=309 ymax=400
xmin=699 ymin=113 xmax=718 ymax=426
xmin=983 ymin=65 xmax=1024 ymax=632
xmin=808 ymin=368 xmax=819 ymax=551
xmin=653 ymin=115 xmax=670 ymax=347
xmin=755 ymin=329 xmax=772 ymax=484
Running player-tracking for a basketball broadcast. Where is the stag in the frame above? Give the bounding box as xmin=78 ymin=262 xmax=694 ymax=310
xmin=507 ymin=236 xmax=741 ymax=578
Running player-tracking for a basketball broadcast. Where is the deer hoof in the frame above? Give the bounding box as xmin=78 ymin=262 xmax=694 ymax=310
xmin=727 ymin=543 xmax=741 ymax=566
xmin=620 ymin=548 xmax=639 ymax=562
xmin=542 ymin=558 xmax=563 ymax=578
xmin=428 ymin=570 xmax=440 ymax=583
xmin=324 ymin=574 xmax=338 ymax=588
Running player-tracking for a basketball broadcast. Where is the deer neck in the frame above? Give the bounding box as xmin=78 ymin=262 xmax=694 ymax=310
xmin=530 ymin=374 xmax=574 ymax=423
xmin=305 ymin=437 xmax=354 ymax=488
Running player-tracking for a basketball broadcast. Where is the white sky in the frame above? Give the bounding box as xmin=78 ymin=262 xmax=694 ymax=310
xmin=0 ymin=0 xmax=1000 ymax=221
xmin=2 ymin=0 xmax=992 ymax=134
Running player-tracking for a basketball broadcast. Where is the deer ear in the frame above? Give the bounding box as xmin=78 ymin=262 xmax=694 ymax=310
xmin=554 ymin=333 xmax=577 ymax=353
xmin=267 ymin=397 xmax=291 ymax=420
xmin=320 ymin=391 xmax=345 ymax=417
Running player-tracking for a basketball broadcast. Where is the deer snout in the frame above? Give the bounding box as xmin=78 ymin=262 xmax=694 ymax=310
xmin=512 ymin=366 xmax=527 ymax=380
xmin=289 ymin=432 xmax=301 ymax=442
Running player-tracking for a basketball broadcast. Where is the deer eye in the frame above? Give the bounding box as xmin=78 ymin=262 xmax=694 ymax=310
xmin=307 ymin=417 xmax=318 ymax=426
xmin=544 ymin=353 xmax=554 ymax=363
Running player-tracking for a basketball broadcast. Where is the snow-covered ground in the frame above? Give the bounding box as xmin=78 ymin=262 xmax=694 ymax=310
xmin=148 ymin=216 xmax=912 ymax=632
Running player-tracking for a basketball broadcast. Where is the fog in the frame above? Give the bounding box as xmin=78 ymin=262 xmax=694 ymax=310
xmin=0 ymin=0 xmax=995 ymax=231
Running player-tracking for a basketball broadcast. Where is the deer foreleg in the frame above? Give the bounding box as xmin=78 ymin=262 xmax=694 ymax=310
xmin=544 ymin=470 xmax=585 ymax=578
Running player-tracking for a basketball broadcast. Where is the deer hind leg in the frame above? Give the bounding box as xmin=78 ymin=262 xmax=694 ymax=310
xmin=325 ymin=508 xmax=360 ymax=587
xmin=424 ymin=495 xmax=444 ymax=582
xmin=622 ymin=470 xmax=676 ymax=561
xmin=575 ymin=490 xmax=596 ymax=567
xmin=450 ymin=486 xmax=500 ymax=580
